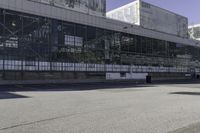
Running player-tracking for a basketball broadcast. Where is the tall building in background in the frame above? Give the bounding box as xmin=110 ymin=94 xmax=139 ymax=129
xmin=189 ymin=24 xmax=200 ymax=41
xmin=107 ymin=0 xmax=188 ymax=38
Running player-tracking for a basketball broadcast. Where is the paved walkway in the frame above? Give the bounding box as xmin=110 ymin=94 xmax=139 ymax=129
xmin=0 ymin=83 xmax=200 ymax=133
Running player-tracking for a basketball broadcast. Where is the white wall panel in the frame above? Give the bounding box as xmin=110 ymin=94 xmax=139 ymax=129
xmin=63 ymin=63 xmax=74 ymax=71
xmin=106 ymin=73 xmax=120 ymax=80
xmin=95 ymin=64 xmax=105 ymax=72
xmin=113 ymin=65 xmax=121 ymax=72
xmin=0 ymin=60 xmax=195 ymax=73
xmin=106 ymin=72 xmax=147 ymax=80
xmin=75 ymin=63 xmax=86 ymax=71
xmin=39 ymin=62 xmax=50 ymax=71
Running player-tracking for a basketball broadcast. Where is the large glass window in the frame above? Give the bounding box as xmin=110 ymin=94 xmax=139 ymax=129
xmin=0 ymin=8 xmax=200 ymax=71
xmin=4 ymin=10 xmax=22 ymax=61
xmin=95 ymin=28 xmax=105 ymax=64
xmin=59 ymin=22 xmax=75 ymax=62
xmin=111 ymin=32 xmax=121 ymax=64
xmin=0 ymin=9 xmax=4 ymax=55
xmin=104 ymin=30 xmax=114 ymax=64
xmin=75 ymin=24 xmax=86 ymax=63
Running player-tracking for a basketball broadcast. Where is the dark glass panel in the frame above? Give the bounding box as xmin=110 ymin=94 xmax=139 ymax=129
xmin=86 ymin=26 xmax=97 ymax=63
xmin=0 ymin=9 xmax=4 ymax=58
xmin=58 ymin=22 xmax=75 ymax=62
xmin=74 ymin=24 xmax=86 ymax=63
xmin=4 ymin=10 xmax=22 ymax=60
xmin=104 ymin=30 xmax=113 ymax=64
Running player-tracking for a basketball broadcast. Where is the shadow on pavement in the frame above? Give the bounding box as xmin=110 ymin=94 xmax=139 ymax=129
xmin=0 ymin=92 xmax=30 ymax=100
xmin=0 ymin=82 xmax=154 ymax=92
xmin=1 ymin=80 xmax=199 ymax=93
xmin=169 ymin=92 xmax=200 ymax=96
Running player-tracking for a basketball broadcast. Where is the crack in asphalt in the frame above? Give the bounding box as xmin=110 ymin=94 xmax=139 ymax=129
xmin=168 ymin=121 xmax=200 ymax=133
xmin=0 ymin=105 xmax=130 ymax=131
xmin=0 ymin=116 xmax=66 ymax=131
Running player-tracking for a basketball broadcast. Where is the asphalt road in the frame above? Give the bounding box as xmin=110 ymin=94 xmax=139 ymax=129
xmin=1 ymin=82 xmax=200 ymax=133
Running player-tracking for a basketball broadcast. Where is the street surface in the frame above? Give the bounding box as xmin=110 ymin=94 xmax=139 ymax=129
xmin=1 ymin=82 xmax=200 ymax=133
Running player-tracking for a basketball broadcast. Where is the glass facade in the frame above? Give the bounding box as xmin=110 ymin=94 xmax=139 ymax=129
xmin=0 ymin=8 xmax=200 ymax=72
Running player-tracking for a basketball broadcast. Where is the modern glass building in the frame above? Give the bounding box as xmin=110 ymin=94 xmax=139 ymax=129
xmin=0 ymin=0 xmax=200 ymax=82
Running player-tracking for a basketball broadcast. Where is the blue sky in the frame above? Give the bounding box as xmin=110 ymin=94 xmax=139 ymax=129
xmin=107 ymin=0 xmax=200 ymax=25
